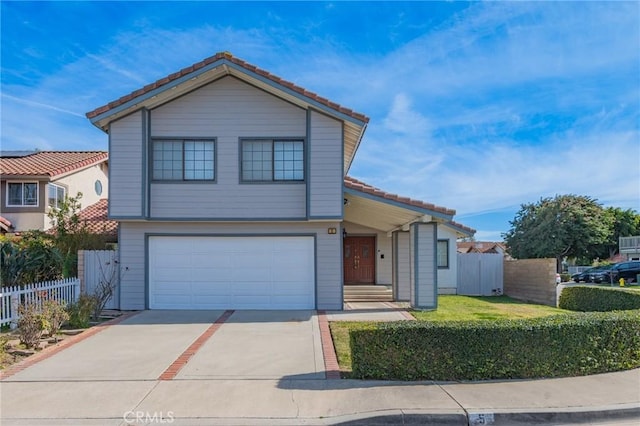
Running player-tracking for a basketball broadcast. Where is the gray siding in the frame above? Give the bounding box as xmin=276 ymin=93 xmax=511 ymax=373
xmin=109 ymin=111 xmax=143 ymax=217
xmin=308 ymin=111 xmax=343 ymax=218
xmin=149 ymin=77 xmax=307 ymax=219
xmin=410 ymin=223 xmax=437 ymax=309
xmin=118 ymin=221 xmax=342 ymax=310
xmin=394 ymin=231 xmax=411 ymax=301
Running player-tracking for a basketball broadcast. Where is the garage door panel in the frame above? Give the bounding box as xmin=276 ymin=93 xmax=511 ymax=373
xmin=148 ymin=236 xmax=315 ymax=309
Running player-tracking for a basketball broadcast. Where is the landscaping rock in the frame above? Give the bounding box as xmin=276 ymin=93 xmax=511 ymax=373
xmin=8 ymin=348 xmax=35 ymax=356
xmin=38 ymin=341 xmax=49 ymax=350
xmin=5 ymin=339 xmax=21 ymax=349
xmin=60 ymin=329 xmax=84 ymax=336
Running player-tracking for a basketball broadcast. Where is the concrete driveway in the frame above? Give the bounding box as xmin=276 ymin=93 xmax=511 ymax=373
xmin=5 ymin=309 xmax=324 ymax=382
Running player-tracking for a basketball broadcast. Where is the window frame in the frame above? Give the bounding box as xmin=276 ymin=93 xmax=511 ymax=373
xmin=151 ymin=138 xmax=217 ymax=182
xmin=240 ymin=138 xmax=305 ymax=183
xmin=437 ymin=239 xmax=450 ymax=269
xmin=48 ymin=183 xmax=66 ymax=210
xmin=6 ymin=181 xmax=39 ymax=207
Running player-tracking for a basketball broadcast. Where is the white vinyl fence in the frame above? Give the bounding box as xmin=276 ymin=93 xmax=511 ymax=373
xmin=1 ymin=278 xmax=80 ymax=328
xmin=457 ymin=253 xmax=504 ymax=296
xmin=80 ymin=250 xmax=119 ymax=310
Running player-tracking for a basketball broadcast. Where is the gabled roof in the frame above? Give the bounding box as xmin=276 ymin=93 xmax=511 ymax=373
xmin=85 ymin=52 xmax=368 ymax=173
xmin=457 ymin=241 xmax=508 ymax=254
xmin=77 ymin=199 xmax=117 ymax=237
xmin=0 ymin=151 xmax=108 ymax=179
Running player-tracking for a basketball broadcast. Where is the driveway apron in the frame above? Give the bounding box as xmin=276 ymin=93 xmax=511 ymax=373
xmin=5 ymin=310 xmax=225 ymax=381
xmin=175 ymin=310 xmax=325 ymax=380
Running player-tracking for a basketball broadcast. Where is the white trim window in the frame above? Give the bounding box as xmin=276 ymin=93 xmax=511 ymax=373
xmin=7 ymin=182 xmax=38 ymax=207
xmin=437 ymin=239 xmax=450 ymax=269
xmin=152 ymin=139 xmax=216 ymax=181
xmin=241 ymin=139 xmax=304 ymax=182
xmin=48 ymin=183 xmax=66 ymax=209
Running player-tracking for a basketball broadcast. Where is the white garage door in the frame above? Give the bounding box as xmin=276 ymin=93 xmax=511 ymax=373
xmin=148 ymin=236 xmax=315 ymax=310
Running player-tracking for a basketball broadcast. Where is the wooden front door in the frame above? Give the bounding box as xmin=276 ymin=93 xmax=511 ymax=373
xmin=343 ymin=236 xmax=376 ymax=284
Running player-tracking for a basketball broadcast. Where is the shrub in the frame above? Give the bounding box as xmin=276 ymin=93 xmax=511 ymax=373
xmin=559 ymin=286 xmax=640 ymax=311
xmin=349 ymin=311 xmax=640 ymax=381
xmin=16 ymin=303 xmax=48 ymax=349
xmin=67 ymin=294 xmax=97 ymax=328
xmin=42 ymin=300 xmax=70 ymax=341
xmin=560 ymin=273 xmax=571 ymax=282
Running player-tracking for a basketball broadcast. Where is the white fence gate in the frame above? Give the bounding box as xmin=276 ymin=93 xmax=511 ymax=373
xmin=81 ymin=250 xmax=119 ymax=310
xmin=457 ymin=253 xmax=504 ymax=296
xmin=1 ymin=278 xmax=80 ymax=328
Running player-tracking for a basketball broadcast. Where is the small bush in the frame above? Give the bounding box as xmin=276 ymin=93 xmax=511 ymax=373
xmin=560 ymin=273 xmax=571 ymax=282
xmin=16 ymin=303 xmax=48 ymax=349
xmin=42 ymin=300 xmax=70 ymax=341
xmin=67 ymin=294 xmax=97 ymax=328
xmin=559 ymin=286 xmax=640 ymax=311
xmin=350 ymin=311 xmax=640 ymax=381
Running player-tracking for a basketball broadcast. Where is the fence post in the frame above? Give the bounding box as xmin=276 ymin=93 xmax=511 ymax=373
xmin=78 ymin=250 xmax=85 ymax=293
xmin=73 ymin=278 xmax=80 ymax=304
xmin=9 ymin=293 xmax=19 ymax=330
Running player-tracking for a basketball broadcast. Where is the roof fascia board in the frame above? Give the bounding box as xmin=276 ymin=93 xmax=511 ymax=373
xmin=224 ymin=62 xmax=367 ymax=127
xmin=344 ymin=186 xmax=453 ymax=221
xmin=90 ymin=58 xmax=229 ymax=126
xmin=442 ymin=222 xmax=476 ymax=238
xmin=90 ymin=58 xmax=368 ymax=130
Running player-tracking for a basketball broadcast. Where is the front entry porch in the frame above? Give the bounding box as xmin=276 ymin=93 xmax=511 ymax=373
xmin=343 ymin=284 xmax=393 ymax=302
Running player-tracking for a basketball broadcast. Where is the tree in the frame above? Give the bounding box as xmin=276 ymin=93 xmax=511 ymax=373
xmin=593 ymin=207 xmax=640 ymax=259
xmin=503 ymin=195 xmax=610 ymax=272
xmin=47 ymin=192 xmax=107 ymax=277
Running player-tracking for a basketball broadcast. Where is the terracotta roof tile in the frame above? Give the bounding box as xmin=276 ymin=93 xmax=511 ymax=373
xmin=0 ymin=151 xmax=108 ymax=178
xmin=344 ymin=176 xmax=456 ymax=217
xmin=446 ymin=220 xmax=476 ymax=236
xmin=86 ymin=52 xmax=370 ymax=124
xmin=77 ymin=199 xmax=117 ymax=237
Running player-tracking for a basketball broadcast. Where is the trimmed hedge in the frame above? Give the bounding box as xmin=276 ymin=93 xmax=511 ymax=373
xmin=559 ymin=286 xmax=640 ymax=312
xmin=350 ymin=311 xmax=640 ymax=381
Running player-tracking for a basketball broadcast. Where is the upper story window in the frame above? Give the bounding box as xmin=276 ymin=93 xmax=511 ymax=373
xmin=7 ymin=182 xmax=38 ymax=207
xmin=241 ymin=139 xmax=304 ymax=182
xmin=152 ymin=139 xmax=215 ymax=181
xmin=437 ymin=239 xmax=450 ymax=269
xmin=48 ymin=183 xmax=66 ymax=209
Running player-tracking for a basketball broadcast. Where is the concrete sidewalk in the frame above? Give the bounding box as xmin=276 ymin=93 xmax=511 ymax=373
xmin=1 ymin=308 xmax=638 ymax=425
xmin=1 ymin=369 xmax=638 ymax=425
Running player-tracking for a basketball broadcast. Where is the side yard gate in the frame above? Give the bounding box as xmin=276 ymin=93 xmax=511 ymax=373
xmin=457 ymin=253 xmax=504 ymax=296
xmin=79 ymin=250 xmax=120 ymax=310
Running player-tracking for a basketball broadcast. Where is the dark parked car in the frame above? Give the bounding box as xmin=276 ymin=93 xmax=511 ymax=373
xmin=591 ymin=261 xmax=640 ymax=284
xmin=572 ymin=267 xmax=597 ymax=283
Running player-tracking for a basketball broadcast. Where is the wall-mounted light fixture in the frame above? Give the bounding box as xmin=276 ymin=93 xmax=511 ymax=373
xmin=342 ymin=228 xmax=347 ymax=238
xmin=328 ymin=227 xmax=337 ymax=234
xmin=343 ymin=198 xmax=350 ymax=206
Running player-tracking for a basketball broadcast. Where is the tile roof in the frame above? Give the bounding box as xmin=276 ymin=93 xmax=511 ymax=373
xmin=445 ymin=220 xmax=477 ymax=236
xmin=86 ymin=51 xmax=369 ymax=124
xmin=344 ymin=176 xmax=456 ymax=217
xmin=0 ymin=151 xmax=108 ymax=178
xmin=457 ymin=241 xmax=507 ymax=253
xmin=77 ymin=199 xmax=117 ymax=237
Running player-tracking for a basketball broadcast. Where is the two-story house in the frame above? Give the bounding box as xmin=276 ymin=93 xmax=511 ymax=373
xmin=0 ymin=151 xmax=109 ymax=232
xmin=86 ymin=52 xmax=474 ymax=311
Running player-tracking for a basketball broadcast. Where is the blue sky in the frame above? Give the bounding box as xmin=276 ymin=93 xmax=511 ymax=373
xmin=2 ymin=1 xmax=639 ymax=240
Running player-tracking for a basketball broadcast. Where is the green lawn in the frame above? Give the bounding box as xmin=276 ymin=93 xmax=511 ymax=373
xmin=329 ymin=295 xmax=569 ymax=374
xmin=410 ymin=295 xmax=567 ymax=321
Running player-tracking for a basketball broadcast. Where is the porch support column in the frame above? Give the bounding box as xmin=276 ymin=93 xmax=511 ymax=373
xmin=409 ymin=222 xmax=438 ymax=310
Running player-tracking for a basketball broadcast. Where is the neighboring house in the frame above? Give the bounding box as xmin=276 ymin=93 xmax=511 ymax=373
xmin=457 ymin=241 xmax=512 ymax=259
xmin=619 ymin=236 xmax=640 ymax=261
xmin=77 ymin=198 xmax=118 ymax=243
xmin=86 ymin=52 xmax=474 ymax=311
xmin=0 ymin=151 xmax=109 ymax=232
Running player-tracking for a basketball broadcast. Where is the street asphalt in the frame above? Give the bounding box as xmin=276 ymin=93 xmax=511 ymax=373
xmin=0 ymin=309 xmax=638 ymax=425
